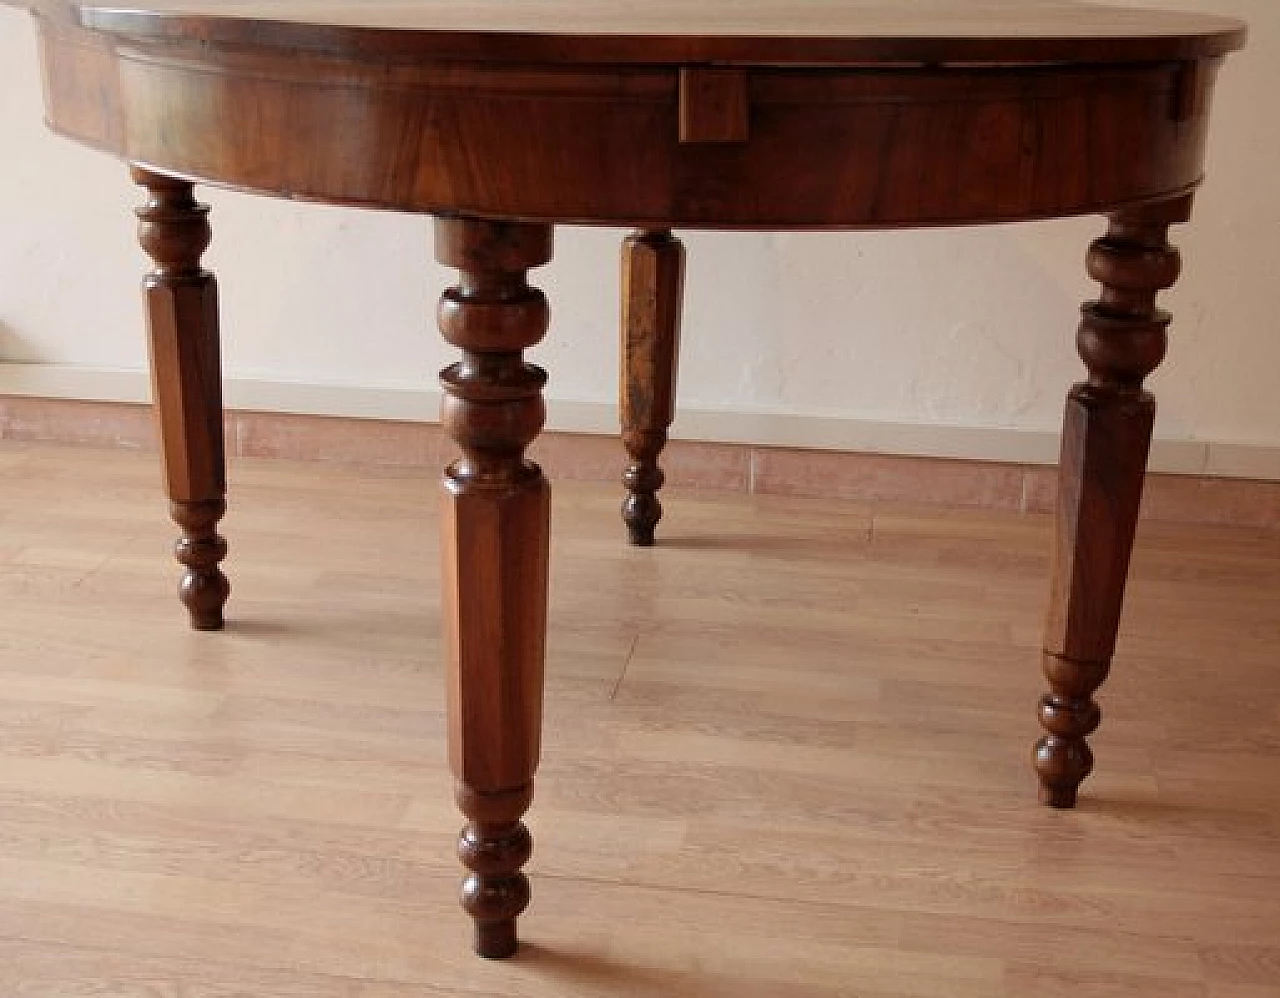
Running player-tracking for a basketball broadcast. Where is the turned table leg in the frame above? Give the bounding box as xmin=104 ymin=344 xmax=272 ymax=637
xmin=435 ymin=216 xmax=553 ymax=959
xmin=1035 ymin=194 xmax=1192 ymax=807
xmin=133 ymin=167 xmax=230 ymax=631
xmin=620 ymin=229 xmax=684 ymax=546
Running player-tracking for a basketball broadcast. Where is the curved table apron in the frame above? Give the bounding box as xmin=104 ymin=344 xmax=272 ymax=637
xmin=17 ymin=0 xmax=1246 ymax=961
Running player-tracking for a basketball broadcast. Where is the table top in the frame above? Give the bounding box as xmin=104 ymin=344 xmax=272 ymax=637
xmin=15 ymin=0 xmax=1246 ymax=227
xmin=32 ymin=0 xmax=1246 ymax=66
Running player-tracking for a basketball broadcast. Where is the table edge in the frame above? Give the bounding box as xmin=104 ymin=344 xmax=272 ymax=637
xmin=63 ymin=4 xmax=1249 ymax=66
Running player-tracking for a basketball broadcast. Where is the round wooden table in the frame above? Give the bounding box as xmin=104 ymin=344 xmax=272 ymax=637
xmin=13 ymin=0 xmax=1247 ymax=959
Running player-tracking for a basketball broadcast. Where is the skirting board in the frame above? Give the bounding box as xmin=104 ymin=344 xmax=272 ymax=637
xmin=4 ymin=393 xmax=1280 ymax=530
xmin=1 ymin=361 xmax=1278 ymax=481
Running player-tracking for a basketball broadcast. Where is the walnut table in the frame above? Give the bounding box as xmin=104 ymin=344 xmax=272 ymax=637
xmin=10 ymin=0 xmax=1247 ymax=960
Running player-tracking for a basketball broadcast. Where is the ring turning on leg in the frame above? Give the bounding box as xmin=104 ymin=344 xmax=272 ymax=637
xmin=133 ymin=167 xmax=230 ymax=631
xmin=620 ymin=229 xmax=684 ymax=546
xmin=435 ymin=216 xmax=553 ymax=958
xmin=1036 ymin=194 xmax=1192 ymax=808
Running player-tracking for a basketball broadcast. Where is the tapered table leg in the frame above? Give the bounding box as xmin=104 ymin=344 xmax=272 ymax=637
xmin=435 ymin=216 xmax=553 ymax=959
xmin=133 ymin=167 xmax=230 ymax=631
xmin=1036 ymin=194 xmax=1193 ymax=808
xmin=620 ymin=229 xmax=684 ymax=546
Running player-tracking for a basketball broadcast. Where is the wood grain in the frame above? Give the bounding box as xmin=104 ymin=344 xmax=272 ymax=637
xmin=6 ymin=0 xmax=1253 ymax=970
xmin=436 ymin=217 xmax=554 ymax=958
xmin=28 ymin=13 xmax=1234 ymax=227
xmin=133 ymin=166 xmax=230 ymax=632
xmin=1037 ymin=194 xmax=1192 ymax=808
xmin=679 ymin=69 xmax=750 ymax=145
xmin=0 ymin=442 xmax=1278 ymax=994
xmin=620 ymin=230 xmax=684 ymax=547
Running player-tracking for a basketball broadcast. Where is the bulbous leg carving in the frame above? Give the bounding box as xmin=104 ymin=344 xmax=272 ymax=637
xmin=435 ymin=216 xmax=552 ymax=958
xmin=133 ymin=167 xmax=229 ymax=631
xmin=456 ymin=783 xmax=534 ymax=959
xmin=170 ymin=499 xmax=230 ymax=631
xmin=1036 ymin=194 xmax=1192 ymax=807
xmin=1036 ymin=655 xmax=1108 ymax=807
xmin=621 ymin=230 xmax=684 ymax=546
xmin=622 ymin=429 xmax=667 ymax=547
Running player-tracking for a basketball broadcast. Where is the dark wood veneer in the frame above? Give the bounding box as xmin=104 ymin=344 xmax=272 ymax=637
xmin=31 ymin=9 xmax=1228 ymax=228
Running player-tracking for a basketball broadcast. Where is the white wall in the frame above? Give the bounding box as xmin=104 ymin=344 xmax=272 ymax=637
xmin=1 ymin=0 xmax=1277 ymax=477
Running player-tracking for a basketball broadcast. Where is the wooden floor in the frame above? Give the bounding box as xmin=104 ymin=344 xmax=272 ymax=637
xmin=0 ymin=441 xmax=1277 ymax=997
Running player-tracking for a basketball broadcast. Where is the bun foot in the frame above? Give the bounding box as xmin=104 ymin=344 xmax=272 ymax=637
xmin=473 ymin=918 xmax=520 ymax=960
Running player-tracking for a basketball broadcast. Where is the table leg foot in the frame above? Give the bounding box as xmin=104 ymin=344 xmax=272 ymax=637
xmin=622 ymin=430 xmax=666 ymax=547
xmin=436 ymin=216 xmax=553 ymax=958
xmin=133 ymin=167 xmax=230 ymax=631
xmin=473 ymin=920 xmax=519 ymax=961
xmin=1036 ymin=194 xmax=1192 ymax=807
xmin=621 ymin=230 xmax=684 ymax=547
xmin=1035 ymin=651 xmax=1104 ymax=807
xmin=171 ymin=499 xmax=230 ymax=631
xmin=457 ymin=783 xmax=533 ymax=959
xmin=1038 ymin=784 xmax=1079 ymax=810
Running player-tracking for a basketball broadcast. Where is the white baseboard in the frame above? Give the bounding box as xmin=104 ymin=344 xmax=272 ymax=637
xmin=2 ymin=361 xmax=1278 ymax=482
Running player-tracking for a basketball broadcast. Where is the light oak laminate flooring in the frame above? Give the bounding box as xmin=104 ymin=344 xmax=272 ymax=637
xmin=0 ymin=441 xmax=1277 ymax=997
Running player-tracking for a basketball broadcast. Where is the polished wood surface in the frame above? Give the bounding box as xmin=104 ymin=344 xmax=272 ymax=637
xmin=1037 ymin=194 xmax=1191 ymax=808
xmin=1 ymin=444 xmax=1278 ymax=995
xmin=678 ymin=69 xmax=751 ymax=146
xmin=9 ymin=0 xmax=1248 ymax=962
xmin=27 ymin=5 xmax=1239 ymax=227
xmin=620 ymin=230 xmax=684 ymax=547
xmin=436 ymin=217 xmax=553 ymax=958
xmin=133 ymin=167 xmax=230 ymax=632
